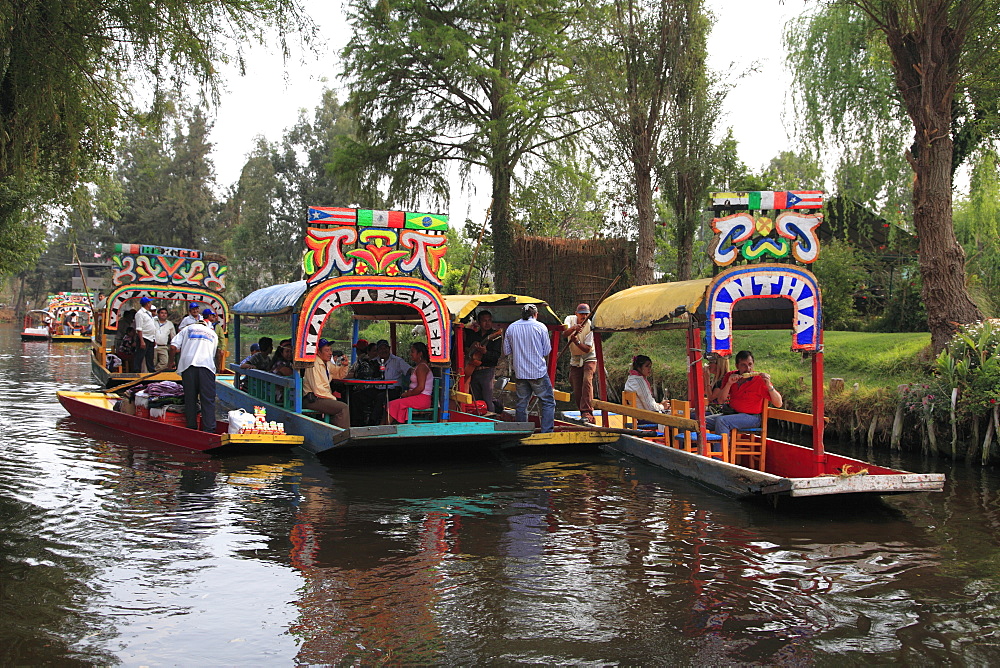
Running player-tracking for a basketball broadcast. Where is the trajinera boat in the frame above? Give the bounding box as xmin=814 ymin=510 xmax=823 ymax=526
xmin=90 ymin=243 xmax=230 ymax=387
xmin=586 ymin=191 xmax=945 ymax=500
xmin=57 ymin=390 xmax=304 ymax=452
xmin=216 ymin=206 xmax=536 ymax=454
xmin=441 ymin=293 xmax=628 ymax=446
xmin=48 ymin=292 xmax=95 ymax=342
xmin=21 ymin=309 xmax=54 ymax=341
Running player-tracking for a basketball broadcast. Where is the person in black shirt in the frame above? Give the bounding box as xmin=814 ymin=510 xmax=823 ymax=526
xmin=465 ymin=310 xmax=505 ymax=413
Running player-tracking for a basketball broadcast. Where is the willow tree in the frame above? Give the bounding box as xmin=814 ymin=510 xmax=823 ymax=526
xmin=0 ymin=0 xmax=312 ymax=275
xmin=338 ymin=0 xmax=584 ymax=292
xmin=578 ymin=0 xmax=710 ymax=285
xmin=787 ymin=0 xmax=1000 ymax=351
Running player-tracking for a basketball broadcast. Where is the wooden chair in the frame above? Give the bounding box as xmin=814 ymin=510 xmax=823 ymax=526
xmin=407 ymin=377 xmax=440 ymax=423
xmin=730 ymin=400 xmax=769 ymax=470
xmin=621 ymin=391 xmax=639 ymax=430
xmin=670 ymin=398 xmax=729 ymax=462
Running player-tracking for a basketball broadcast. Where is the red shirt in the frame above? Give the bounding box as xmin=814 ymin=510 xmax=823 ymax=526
xmin=723 ymin=371 xmax=770 ymax=414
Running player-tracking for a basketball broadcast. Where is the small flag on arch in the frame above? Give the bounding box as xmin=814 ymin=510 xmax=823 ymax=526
xmin=358 ymin=210 xmax=405 ymax=227
xmin=405 ymin=212 xmax=449 ymax=231
xmin=309 ymin=207 xmax=357 ymax=224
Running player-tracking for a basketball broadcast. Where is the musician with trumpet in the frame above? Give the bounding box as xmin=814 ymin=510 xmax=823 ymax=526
xmin=465 ymin=310 xmax=505 ymax=413
xmin=705 ymin=350 xmax=783 ymax=434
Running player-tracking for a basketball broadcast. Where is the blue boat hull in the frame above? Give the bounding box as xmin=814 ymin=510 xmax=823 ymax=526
xmin=215 ymin=377 xmax=535 ymax=455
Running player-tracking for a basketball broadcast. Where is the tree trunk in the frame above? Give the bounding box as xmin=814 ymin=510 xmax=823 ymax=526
xmin=490 ymin=164 xmax=516 ymax=293
xmin=879 ymin=2 xmax=982 ymax=353
xmin=634 ymin=159 xmax=656 ymax=286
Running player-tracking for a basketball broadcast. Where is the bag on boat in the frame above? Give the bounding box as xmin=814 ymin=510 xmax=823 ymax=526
xmin=228 ymin=408 xmax=256 ymax=434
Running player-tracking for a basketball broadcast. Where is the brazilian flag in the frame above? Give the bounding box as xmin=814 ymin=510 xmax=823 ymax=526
xmin=405 ymin=212 xmax=448 ymax=231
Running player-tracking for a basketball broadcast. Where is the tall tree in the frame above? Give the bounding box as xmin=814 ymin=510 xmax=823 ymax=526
xmin=787 ymin=0 xmax=1000 ymax=352
xmin=338 ymin=0 xmax=583 ymax=292
xmin=578 ymin=0 xmax=709 ymax=285
xmin=512 ymin=143 xmax=607 ymax=238
xmin=0 ymin=0 xmax=312 ymax=273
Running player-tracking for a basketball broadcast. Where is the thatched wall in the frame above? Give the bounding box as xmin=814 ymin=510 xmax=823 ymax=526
xmin=511 ymin=236 xmax=635 ymax=316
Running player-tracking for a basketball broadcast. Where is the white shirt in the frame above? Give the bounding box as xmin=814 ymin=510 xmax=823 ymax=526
xmin=503 ymin=317 xmax=551 ymax=380
xmin=624 ymin=374 xmax=665 ymax=413
xmin=170 ymin=321 xmax=218 ymax=373
xmin=153 ymin=318 xmax=176 ymax=346
xmin=134 ymin=306 xmax=157 ymax=342
xmin=178 ymin=313 xmax=202 ymax=330
xmin=563 ymin=314 xmax=596 ymax=367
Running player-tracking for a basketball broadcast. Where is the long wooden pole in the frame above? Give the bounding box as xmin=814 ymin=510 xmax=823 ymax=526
xmin=461 ymin=201 xmax=493 ymax=294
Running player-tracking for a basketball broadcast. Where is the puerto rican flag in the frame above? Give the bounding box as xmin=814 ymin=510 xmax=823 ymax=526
xmin=786 ymin=191 xmax=824 ymax=209
xmin=309 ymin=207 xmax=357 ymax=224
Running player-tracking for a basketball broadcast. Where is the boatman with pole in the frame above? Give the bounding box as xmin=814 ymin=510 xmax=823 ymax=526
xmin=169 ymin=308 xmax=219 ymax=432
xmin=503 ymin=303 xmax=555 ymax=433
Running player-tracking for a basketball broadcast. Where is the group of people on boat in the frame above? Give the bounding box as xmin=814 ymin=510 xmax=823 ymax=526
xmin=625 ymin=349 xmax=783 ymax=435
xmin=113 ymin=301 xmax=222 ymax=373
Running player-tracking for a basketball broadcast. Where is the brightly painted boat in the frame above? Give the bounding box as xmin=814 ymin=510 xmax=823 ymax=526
xmin=57 ymin=390 xmax=304 ymax=452
xmin=20 ymin=309 xmax=54 ymax=341
xmin=90 ymin=243 xmax=230 ymax=387
xmin=48 ymin=292 xmax=95 ymax=342
xmin=218 ymin=206 xmax=536 ymax=454
xmin=587 ymin=191 xmax=944 ymax=500
xmin=441 ymin=293 xmax=623 ymax=446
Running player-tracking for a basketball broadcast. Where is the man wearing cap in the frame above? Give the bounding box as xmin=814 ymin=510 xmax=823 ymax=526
xmin=178 ymin=302 xmax=202 ymax=331
xmin=303 ymin=339 xmax=350 ymax=428
xmin=563 ymin=303 xmax=597 ymax=424
xmin=134 ymin=296 xmax=158 ymax=373
xmin=153 ymin=307 xmax=177 ymax=371
xmin=169 ymin=309 xmax=219 ymax=432
xmin=503 ymin=303 xmax=555 ymax=432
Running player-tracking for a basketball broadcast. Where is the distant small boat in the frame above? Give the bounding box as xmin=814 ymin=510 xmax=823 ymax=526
xmin=57 ymin=390 xmax=304 ymax=452
xmin=21 ymin=310 xmax=53 ymax=341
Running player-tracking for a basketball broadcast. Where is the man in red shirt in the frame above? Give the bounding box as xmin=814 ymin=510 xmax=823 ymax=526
xmin=705 ymin=350 xmax=783 ymax=434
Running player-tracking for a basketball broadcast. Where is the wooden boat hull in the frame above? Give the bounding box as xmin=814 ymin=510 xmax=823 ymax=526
xmin=57 ymin=391 xmax=304 ymax=452
xmin=216 ymin=377 xmax=536 ymax=455
xmin=21 ymin=331 xmax=51 ymax=341
xmin=51 ymin=334 xmax=92 ymax=343
xmin=606 ymin=434 xmax=945 ymax=499
xmin=447 ymin=409 xmax=622 ymax=446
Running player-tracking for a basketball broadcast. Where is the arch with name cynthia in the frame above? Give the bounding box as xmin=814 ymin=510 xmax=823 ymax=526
xmin=705 ymin=264 xmax=822 ymax=356
xmin=105 ymin=285 xmax=229 ymax=331
xmin=295 ymin=276 xmax=451 ymax=364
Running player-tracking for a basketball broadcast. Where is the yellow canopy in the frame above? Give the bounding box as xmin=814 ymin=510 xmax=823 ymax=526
xmin=443 ymin=294 xmax=561 ymax=325
xmin=593 ymin=278 xmax=712 ymax=331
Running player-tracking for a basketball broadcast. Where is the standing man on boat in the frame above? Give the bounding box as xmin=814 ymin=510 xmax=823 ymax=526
xmin=169 ymin=309 xmax=219 ymax=433
xmin=178 ymin=302 xmax=202 ymax=330
xmin=134 ymin=296 xmax=158 ymax=373
xmin=562 ymin=302 xmax=597 ymax=424
xmin=465 ymin=310 xmax=504 ymax=413
xmin=153 ymin=307 xmax=176 ymax=371
xmin=503 ymin=303 xmax=555 ymax=433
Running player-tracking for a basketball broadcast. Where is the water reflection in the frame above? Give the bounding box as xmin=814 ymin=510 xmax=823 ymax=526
xmin=3 ymin=323 xmax=1000 ymax=664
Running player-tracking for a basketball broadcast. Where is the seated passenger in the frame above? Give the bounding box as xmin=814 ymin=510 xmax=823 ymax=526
xmin=302 ymin=339 xmax=350 ymax=429
xmin=705 ymin=350 xmax=782 ymax=434
xmin=270 ymin=342 xmax=294 ymax=377
xmin=375 ymin=339 xmax=409 ymax=399
xmin=240 ymin=337 xmax=274 ymax=371
xmin=385 ymin=343 xmax=434 ymax=424
xmin=239 ymin=342 xmax=260 ymax=366
xmin=623 ymin=355 xmax=668 ymax=413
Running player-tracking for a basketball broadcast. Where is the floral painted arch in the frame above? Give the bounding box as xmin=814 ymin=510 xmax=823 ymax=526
xmin=705 ymin=264 xmax=823 ymax=356
xmin=105 ymin=285 xmax=230 ymax=331
xmin=295 ymin=276 xmax=451 ymax=364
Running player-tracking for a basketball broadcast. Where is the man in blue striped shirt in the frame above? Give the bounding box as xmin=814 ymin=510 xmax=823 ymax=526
xmin=502 ymin=303 xmax=555 ymax=432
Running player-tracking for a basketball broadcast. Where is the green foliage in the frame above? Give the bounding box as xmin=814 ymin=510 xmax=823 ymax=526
xmin=809 ymin=240 xmax=866 ymax=330
xmin=759 ymin=151 xmax=824 ymax=191
xmin=339 ymin=0 xmax=583 ymax=291
xmin=512 ymin=144 xmax=607 ymax=239
xmin=867 ymin=269 xmax=928 ymax=333
xmin=955 ymin=150 xmax=1000 ymax=315
xmin=0 ymin=0 xmax=314 ymax=276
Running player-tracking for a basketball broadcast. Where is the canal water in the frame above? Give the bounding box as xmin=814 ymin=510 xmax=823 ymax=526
xmin=2 ymin=324 xmax=1000 ymax=665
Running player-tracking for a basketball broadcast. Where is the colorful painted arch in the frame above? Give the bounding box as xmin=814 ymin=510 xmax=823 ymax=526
xmin=705 ymin=264 xmax=823 ymax=356
xmin=105 ymin=285 xmax=230 ymax=331
xmin=295 ymin=275 xmax=451 ymax=364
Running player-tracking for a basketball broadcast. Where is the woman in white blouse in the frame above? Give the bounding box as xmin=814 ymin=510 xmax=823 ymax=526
xmin=623 ymin=355 xmax=669 ymax=413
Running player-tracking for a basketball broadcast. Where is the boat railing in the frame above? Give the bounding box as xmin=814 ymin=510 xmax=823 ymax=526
xmin=229 ymin=364 xmax=303 ymax=413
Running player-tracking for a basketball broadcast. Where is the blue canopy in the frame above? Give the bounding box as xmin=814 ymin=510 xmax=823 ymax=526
xmin=231 ymin=281 xmax=307 ymax=316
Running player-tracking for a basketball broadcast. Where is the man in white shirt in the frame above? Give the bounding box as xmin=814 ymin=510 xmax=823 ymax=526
xmin=502 ymin=303 xmax=555 ymax=432
xmin=178 ymin=302 xmax=202 ymax=330
xmin=133 ymin=296 xmax=157 ymax=373
xmin=153 ymin=308 xmax=177 ymax=371
xmin=170 ymin=309 xmax=219 ymax=432
xmin=562 ymin=302 xmax=597 ymax=424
